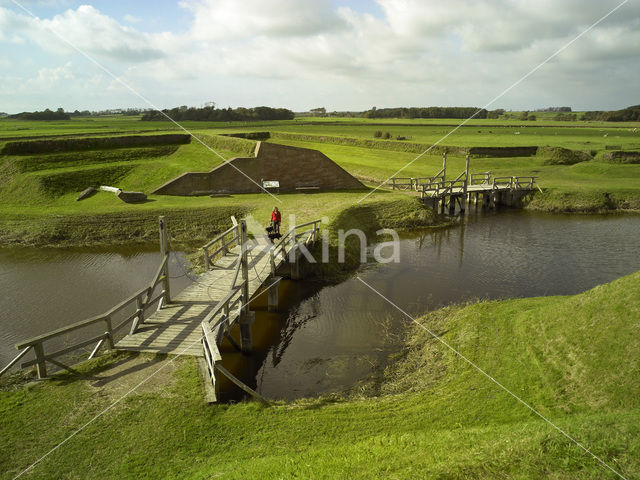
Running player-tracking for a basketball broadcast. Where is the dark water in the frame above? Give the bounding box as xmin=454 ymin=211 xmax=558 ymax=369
xmin=249 ymin=211 xmax=640 ymax=400
xmin=0 ymin=246 xmax=191 ymax=367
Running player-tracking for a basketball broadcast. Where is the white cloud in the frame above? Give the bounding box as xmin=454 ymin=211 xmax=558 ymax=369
xmin=123 ymin=14 xmax=141 ymax=24
xmin=0 ymin=5 xmax=169 ymax=62
xmin=181 ymin=0 xmax=348 ymax=39
xmin=0 ymin=0 xmax=638 ymax=112
xmin=26 ymin=61 xmax=75 ymax=90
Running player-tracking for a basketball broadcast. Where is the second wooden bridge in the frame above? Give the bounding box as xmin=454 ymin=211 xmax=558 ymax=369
xmin=390 ymin=153 xmax=541 ymax=214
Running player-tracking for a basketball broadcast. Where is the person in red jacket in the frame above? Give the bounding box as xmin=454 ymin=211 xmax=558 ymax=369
xmin=270 ymin=206 xmax=281 ymax=234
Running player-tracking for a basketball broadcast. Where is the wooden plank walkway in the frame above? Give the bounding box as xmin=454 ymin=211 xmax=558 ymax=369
xmin=115 ymin=242 xmax=274 ymax=357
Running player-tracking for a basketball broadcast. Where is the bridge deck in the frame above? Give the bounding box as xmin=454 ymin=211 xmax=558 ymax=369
xmin=422 ymin=183 xmax=536 ymax=198
xmin=115 ymin=244 xmax=273 ymax=357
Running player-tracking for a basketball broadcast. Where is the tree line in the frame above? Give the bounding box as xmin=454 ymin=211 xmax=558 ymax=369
xmin=8 ymin=108 xmax=70 ymax=120
xmin=581 ymin=105 xmax=640 ymax=122
xmin=362 ymin=106 xmax=489 ymax=119
xmin=141 ymin=105 xmax=294 ymax=122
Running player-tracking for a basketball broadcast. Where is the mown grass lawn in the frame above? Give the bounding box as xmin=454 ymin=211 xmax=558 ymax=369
xmin=2 ymin=270 xmax=638 ymax=479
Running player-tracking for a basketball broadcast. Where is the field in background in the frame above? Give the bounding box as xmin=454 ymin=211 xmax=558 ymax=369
xmin=0 ymin=115 xmax=639 ymax=246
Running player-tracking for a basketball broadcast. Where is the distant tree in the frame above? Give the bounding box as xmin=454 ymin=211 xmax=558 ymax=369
xmin=141 ymin=105 xmax=294 ymax=122
xmin=9 ymin=108 xmax=70 ymax=120
xmin=363 ymin=106 xmax=487 ymax=119
xmin=310 ymin=107 xmax=326 ymax=116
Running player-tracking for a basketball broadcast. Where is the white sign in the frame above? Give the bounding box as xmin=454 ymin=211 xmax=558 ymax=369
xmin=263 ymin=181 xmax=280 ymax=188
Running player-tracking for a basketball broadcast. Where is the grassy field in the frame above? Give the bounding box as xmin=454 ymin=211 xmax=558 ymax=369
xmin=1 ymin=115 xmax=639 ymax=234
xmin=1 ymin=269 xmax=638 ymax=479
xmin=1 ymin=116 xmax=639 ymax=478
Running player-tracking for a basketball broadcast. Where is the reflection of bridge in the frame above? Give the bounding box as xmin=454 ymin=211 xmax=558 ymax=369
xmin=1 ymin=216 xmax=320 ymax=403
xmin=390 ymin=153 xmax=541 ymax=214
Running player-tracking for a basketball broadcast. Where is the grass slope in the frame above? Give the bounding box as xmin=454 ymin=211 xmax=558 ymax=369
xmin=1 ymin=271 xmax=638 ymax=479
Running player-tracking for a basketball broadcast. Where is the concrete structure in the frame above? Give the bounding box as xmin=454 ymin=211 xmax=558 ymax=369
xmin=153 ymin=141 xmax=363 ymax=196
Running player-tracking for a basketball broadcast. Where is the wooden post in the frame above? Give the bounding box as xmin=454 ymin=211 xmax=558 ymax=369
xmin=239 ymin=311 xmax=255 ymax=354
xmin=240 ymin=220 xmax=250 ymax=313
xmin=130 ymin=294 xmax=144 ymax=335
xmin=461 ymin=154 xmax=470 ymax=214
xmin=203 ymin=247 xmax=211 ymax=270
xmin=159 ymin=216 xmax=171 ymax=303
xmin=442 ymin=152 xmax=447 ymax=182
xmin=105 ymin=316 xmax=114 ymax=350
xmin=291 ymin=248 xmax=301 ymax=280
xmin=268 ymin=277 xmax=281 ymax=312
xmin=33 ymin=343 xmax=47 ymax=379
xmin=270 ymin=249 xmax=276 ymax=275
xmin=230 ymin=216 xmax=239 ymax=246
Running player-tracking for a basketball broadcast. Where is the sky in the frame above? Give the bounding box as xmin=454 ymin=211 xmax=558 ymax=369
xmin=0 ymin=0 xmax=638 ymax=113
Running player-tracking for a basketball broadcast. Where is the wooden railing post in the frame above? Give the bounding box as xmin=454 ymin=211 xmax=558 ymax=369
xmin=203 ymin=247 xmax=211 ymax=270
xmin=33 ymin=343 xmax=47 ymax=379
xmin=105 ymin=316 xmax=114 ymax=350
xmin=442 ymin=152 xmax=447 ymax=182
xmin=462 ymin=154 xmax=470 ymax=213
xmin=231 ymin=216 xmax=239 ymax=246
xmin=159 ymin=216 xmax=171 ymax=304
xmin=240 ymin=220 xmax=249 ymax=313
xmin=130 ymin=293 xmax=144 ymax=335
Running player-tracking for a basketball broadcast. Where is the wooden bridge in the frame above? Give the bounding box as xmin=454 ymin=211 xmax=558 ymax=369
xmin=1 ymin=216 xmax=321 ymax=403
xmin=390 ymin=153 xmax=541 ymax=214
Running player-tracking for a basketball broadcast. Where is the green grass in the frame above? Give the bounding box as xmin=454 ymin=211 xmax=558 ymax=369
xmin=1 ymin=116 xmax=640 ymax=245
xmin=2 ymin=270 xmax=638 ymax=479
xmin=1 ymin=117 xmax=639 ymax=478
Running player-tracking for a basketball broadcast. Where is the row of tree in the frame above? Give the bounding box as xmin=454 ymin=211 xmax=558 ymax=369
xmin=362 ymin=106 xmax=489 ymax=119
xmin=581 ymin=105 xmax=640 ymax=122
xmin=141 ymin=105 xmax=294 ymax=122
xmin=8 ymin=108 xmax=70 ymax=120
xmin=535 ymin=107 xmax=572 ymax=112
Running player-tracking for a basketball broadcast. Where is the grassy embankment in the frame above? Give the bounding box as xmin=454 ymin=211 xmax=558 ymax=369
xmin=2 ymin=268 xmax=638 ymax=479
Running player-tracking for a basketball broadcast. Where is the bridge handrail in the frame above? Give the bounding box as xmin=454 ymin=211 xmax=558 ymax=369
xmin=202 ymin=217 xmax=240 ymax=270
xmin=514 ymin=176 xmax=539 ymax=190
xmin=492 ymin=176 xmax=514 ymax=189
xmin=201 ymin=317 xmax=269 ymax=404
xmin=2 ymin=252 xmax=171 ymax=379
xmin=390 ymin=177 xmax=414 ymax=190
xmin=269 ymin=219 xmax=321 ymax=275
xmin=470 ymin=172 xmax=491 ymax=185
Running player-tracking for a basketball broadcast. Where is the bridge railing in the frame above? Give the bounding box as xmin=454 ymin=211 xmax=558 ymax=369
xmin=202 ymin=216 xmax=240 ymax=270
xmin=470 ymin=172 xmax=492 ymax=185
xmin=390 ymin=177 xmax=414 ymax=190
xmin=514 ymin=176 xmax=539 ymax=190
xmin=492 ymin=176 xmax=515 ymax=189
xmin=269 ymin=219 xmax=321 ymax=274
xmin=201 ymin=301 xmax=268 ymax=404
xmin=1 ymin=251 xmax=171 ymax=380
